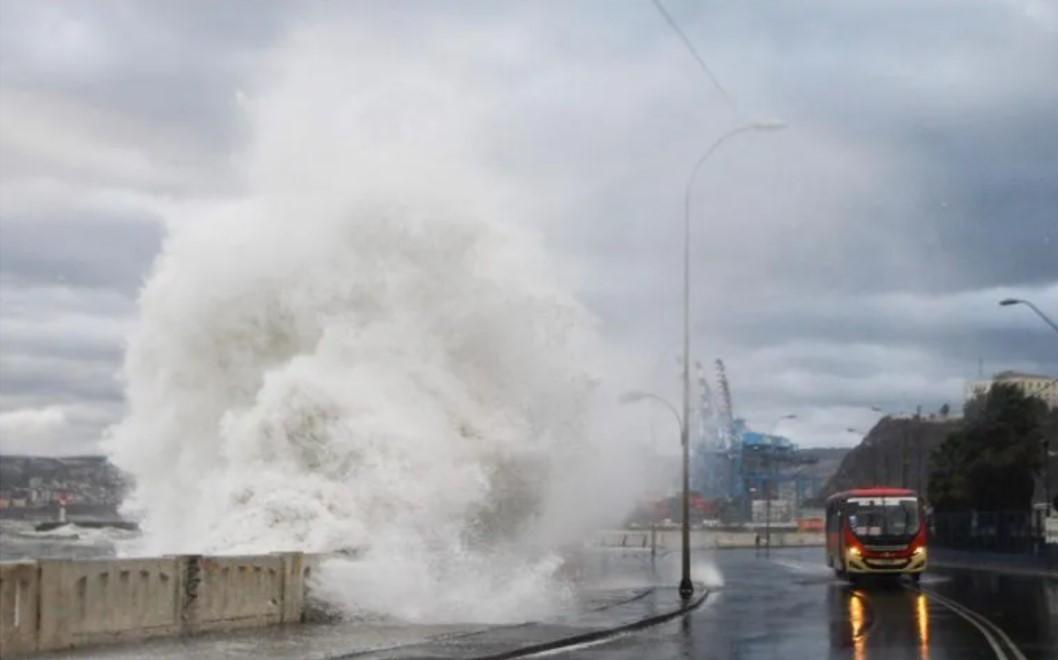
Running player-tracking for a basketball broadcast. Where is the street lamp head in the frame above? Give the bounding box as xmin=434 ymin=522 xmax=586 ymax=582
xmin=753 ymin=119 xmax=788 ymax=131
xmin=997 ymin=296 xmax=1058 ymax=334
xmin=619 ymin=391 xmax=650 ymax=404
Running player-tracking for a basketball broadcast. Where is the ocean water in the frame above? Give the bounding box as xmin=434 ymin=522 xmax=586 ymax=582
xmin=0 ymin=520 xmax=140 ymax=561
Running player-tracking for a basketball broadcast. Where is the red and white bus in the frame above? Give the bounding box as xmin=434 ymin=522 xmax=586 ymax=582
xmin=825 ymin=487 xmax=927 ymax=582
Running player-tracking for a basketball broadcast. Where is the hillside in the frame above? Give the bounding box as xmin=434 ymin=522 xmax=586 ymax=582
xmin=814 ymin=416 xmax=958 ymax=503
xmin=796 ymin=447 xmax=850 ymax=480
xmin=815 ymin=409 xmax=1058 ymax=506
xmin=0 ymin=455 xmax=128 ymax=509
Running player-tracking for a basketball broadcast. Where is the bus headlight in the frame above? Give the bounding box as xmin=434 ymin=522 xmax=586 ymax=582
xmin=912 ymin=546 xmax=926 ymax=557
xmin=847 ymin=546 xmax=861 ymax=558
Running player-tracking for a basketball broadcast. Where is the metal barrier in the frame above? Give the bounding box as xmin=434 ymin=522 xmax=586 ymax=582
xmin=931 ymin=511 xmax=1044 ymax=553
xmin=930 ymin=510 xmax=1057 ymax=568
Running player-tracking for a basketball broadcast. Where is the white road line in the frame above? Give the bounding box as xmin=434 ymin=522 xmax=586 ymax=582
xmin=926 ymin=589 xmax=1028 ymax=660
xmin=519 ymin=632 xmax=631 ymax=657
xmin=925 ymin=592 xmax=1007 ymax=660
xmin=912 ymin=586 xmax=1026 ymax=660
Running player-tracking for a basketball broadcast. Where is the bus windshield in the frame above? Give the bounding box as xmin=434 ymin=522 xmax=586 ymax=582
xmin=845 ymin=496 xmax=920 ymax=538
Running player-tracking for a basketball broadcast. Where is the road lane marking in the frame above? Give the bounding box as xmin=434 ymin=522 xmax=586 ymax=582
xmin=920 ymin=589 xmax=1007 ymax=660
xmin=909 ymin=586 xmax=1026 ymax=660
xmin=923 ymin=588 xmax=1027 ymax=660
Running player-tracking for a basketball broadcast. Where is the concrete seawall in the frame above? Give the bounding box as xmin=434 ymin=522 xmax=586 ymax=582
xmin=0 ymin=552 xmax=311 ymax=657
xmin=596 ymin=529 xmax=825 ymax=550
xmin=1 ymin=534 xmax=821 ymax=656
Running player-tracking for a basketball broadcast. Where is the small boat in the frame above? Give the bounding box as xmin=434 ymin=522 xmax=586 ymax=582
xmin=34 ymin=520 xmax=140 ymax=532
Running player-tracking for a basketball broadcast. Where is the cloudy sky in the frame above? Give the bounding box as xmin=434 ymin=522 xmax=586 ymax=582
xmin=1 ymin=0 xmax=1056 ymax=455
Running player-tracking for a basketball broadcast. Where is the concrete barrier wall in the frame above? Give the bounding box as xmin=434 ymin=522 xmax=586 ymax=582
xmin=191 ymin=555 xmax=285 ymax=632
xmin=0 ymin=553 xmax=314 ymax=657
xmin=38 ymin=557 xmax=183 ymax=652
xmin=0 ymin=562 xmax=39 ymax=656
xmin=595 ymin=529 xmax=825 ymax=550
xmin=279 ymin=552 xmax=307 ymax=624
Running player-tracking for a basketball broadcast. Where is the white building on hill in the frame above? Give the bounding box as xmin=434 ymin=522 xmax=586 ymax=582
xmin=965 ymin=370 xmax=1058 ymax=409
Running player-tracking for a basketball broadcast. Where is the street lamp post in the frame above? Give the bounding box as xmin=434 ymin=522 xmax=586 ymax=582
xmin=999 ymin=298 xmax=1058 ymax=336
xmin=620 ymin=391 xmax=686 ymax=587
xmin=763 ymin=414 xmax=796 ymax=551
xmin=764 ymin=449 xmax=773 ymax=554
xmin=1045 ymin=440 xmax=1054 ymax=518
xmin=649 ymin=419 xmax=658 ymax=561
xmin=679 ymin=120 xmax=786 ymax=599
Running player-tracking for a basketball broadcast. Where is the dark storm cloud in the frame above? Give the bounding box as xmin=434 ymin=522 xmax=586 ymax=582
xmin=717 ymin=310 xmax=1058 ymax=393
xmin=914 ymin=124 xmax=1058 ymax=291
xmin=659 ymin=0 xmax=1058 ymax=297
xmin=721 ymin=308 xmax=1058 ymax=367
xmin=0 ymin=0 xmax=1055 ymax=453
xmin=0 ymin=213 xmax=162 ymax=294
xmin=579 ymin=1 xmax=1058 ymax=437
xmin=733 ymin=0 xmax=1058 ymax=293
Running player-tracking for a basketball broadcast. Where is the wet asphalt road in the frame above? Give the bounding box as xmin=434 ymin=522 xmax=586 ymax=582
xmin=551 ymin=547 xmax=1058 ymax=660
xmin=19 ymin=546 xmax=1057 ymax=659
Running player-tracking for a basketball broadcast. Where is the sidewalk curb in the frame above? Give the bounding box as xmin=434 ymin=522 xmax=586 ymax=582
xmin=930 ymin=560 xmax=1058 ymax=579
xmin=470 ymin=586 xmax=710 ymax=660
xmin=326 ymin=587 xmax=676 ymax=660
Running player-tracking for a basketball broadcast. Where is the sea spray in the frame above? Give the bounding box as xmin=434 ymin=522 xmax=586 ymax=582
xmin=102 ymin=24 xmax=613 ymax=622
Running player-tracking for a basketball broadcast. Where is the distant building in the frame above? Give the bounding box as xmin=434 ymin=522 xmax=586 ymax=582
xmin=966 ymin=371 xmax=1058 ymax=409
xmin=751 ymin=499 xmax=792 ymax=524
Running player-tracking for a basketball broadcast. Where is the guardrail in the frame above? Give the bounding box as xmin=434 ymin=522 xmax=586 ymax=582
xmin=594 ymin=529 xmax=825 ymax=550
xmin=0 ymin=552 xmax=314 ymax=657
xmin=925 ymin=511 xmax=1058 ymax=571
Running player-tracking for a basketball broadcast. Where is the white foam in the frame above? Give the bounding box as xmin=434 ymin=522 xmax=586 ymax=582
xmin=101 ymin=24 xmax=626 ymax=623
xmin=27 ymin=524 xmax=138 ymax=544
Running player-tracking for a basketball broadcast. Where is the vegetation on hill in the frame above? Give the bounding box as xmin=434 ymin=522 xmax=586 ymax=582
xmin=929 ymin=384 xmax=1054 ymax=513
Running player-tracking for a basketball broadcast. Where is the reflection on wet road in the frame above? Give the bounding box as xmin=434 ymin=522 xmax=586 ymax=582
xmin=552 ymin=547 xmax=1057 ymax=660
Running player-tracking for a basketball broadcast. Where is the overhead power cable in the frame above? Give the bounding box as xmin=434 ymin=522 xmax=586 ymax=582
xmin=650 ymin=0 xmax=737 ymax=112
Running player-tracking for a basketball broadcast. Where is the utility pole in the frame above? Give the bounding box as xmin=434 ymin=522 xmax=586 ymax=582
xmin=1044 ymin=439 xmax=1052 ymax=518
xmin=873 ymin=442 xmax=881 ymax=485
xmin=650 ymin=417 xmax=658 ymax=562
xmin=914 ymin=405 xmax=923 ymax=494
xmin=764 ymin=451 xmax=772 ymax=554
xmin=901 ymin=421 xmax=909 ymax=489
